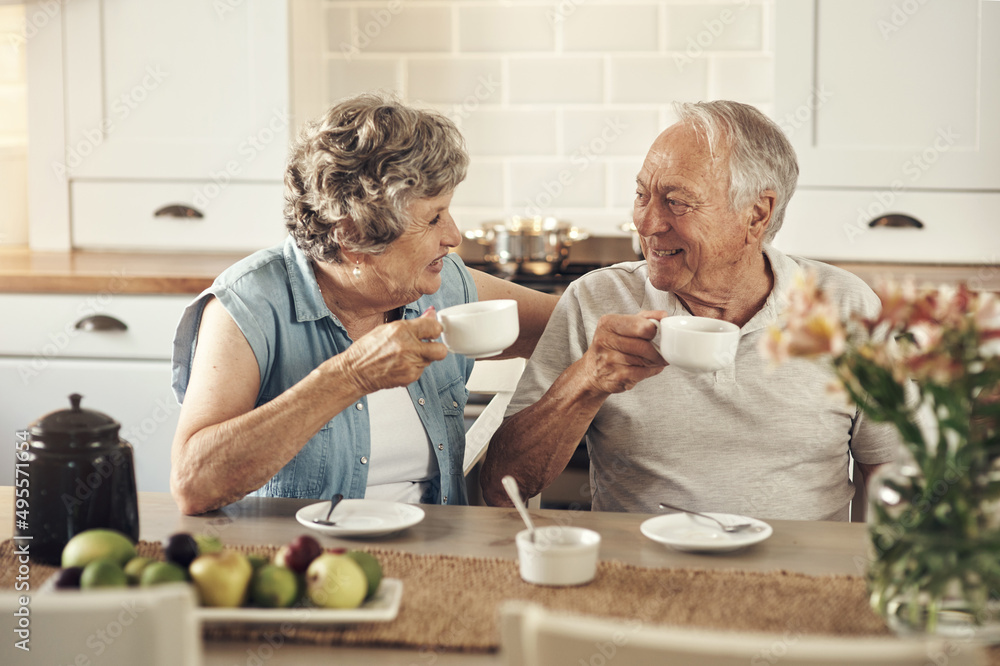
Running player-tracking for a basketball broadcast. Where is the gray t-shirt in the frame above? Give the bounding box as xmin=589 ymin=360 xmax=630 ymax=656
xmin=505 ymin=244 xmax=898 ymax=521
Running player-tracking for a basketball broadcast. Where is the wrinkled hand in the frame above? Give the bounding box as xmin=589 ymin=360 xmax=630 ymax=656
xmin=334 ymin=309 xmax=449 ymax=396
xmin=579 ymin=311 xmax=667 ymax=395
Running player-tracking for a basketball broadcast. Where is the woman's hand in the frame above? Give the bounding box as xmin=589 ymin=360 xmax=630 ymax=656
xmin=332 ymin=309 xmax=449 ymax=395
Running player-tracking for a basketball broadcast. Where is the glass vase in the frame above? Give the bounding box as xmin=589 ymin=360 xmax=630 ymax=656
xmin=866 ymin=440 xmax=1000 ymax=641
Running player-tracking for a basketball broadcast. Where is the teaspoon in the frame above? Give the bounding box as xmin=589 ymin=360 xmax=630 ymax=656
xmin=313 ymin=493 xmax=344 ymax=526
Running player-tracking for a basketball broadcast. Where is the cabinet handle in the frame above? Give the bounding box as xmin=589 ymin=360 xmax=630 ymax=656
xmin=867 ymin=214 xmax=923 ymax=229
xmin=75 ymin=315 xmax=128 ymax=332
xmin=154 ymin=204 xmax=204 ymax=219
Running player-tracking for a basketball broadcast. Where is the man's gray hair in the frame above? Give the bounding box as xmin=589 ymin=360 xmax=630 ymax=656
xmin=673 ymin=100 xmax=798 ymax=242
xmin=284 ymin=91 xmax=469 ymax=263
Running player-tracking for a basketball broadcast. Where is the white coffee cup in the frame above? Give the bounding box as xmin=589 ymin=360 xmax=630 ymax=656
xmin=437 ymin=299 xmax=519 ymax=359
xmin=515 ymin=526 xmax=601 ymax=586
xmin=650 ymin=316 xmax=740 ymax=372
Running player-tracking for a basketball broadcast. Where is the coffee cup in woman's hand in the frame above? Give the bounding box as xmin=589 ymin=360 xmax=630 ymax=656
xmin=437 ymin=300 xmax=519 ymax=359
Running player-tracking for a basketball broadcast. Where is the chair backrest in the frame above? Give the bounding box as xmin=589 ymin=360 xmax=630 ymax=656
xmin=463 ymin=358 xmax=526 ymax=476
xmin=0 ymin=583 xmax=202 ymax=664
xmin=499 ymin=602 xmax=984 ymax=666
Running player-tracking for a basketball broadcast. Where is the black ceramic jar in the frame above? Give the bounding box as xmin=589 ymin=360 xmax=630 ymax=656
xmin=15 ymin=394 xmax=140 ymax=565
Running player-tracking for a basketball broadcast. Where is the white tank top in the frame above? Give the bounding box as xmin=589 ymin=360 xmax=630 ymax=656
xmin=364 ymin=386 xmax=439 ymax=503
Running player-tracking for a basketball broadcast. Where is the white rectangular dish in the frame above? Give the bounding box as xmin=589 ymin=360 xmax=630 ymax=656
xmin=195 ymin=578 xmax=403 ymax=625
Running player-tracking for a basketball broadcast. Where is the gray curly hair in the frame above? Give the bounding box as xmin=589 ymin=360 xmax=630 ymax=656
xmin=673 ymin=101 xmax=799 ymax=242
xmin=284 ymin=92 xmax=469 ymax=263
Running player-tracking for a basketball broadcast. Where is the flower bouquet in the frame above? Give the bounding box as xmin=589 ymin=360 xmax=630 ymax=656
xmin=763 ymin=272 xmax=1000 ymax=637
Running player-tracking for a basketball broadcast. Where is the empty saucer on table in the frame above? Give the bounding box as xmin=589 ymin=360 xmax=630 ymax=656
xmin=640 ymin=513 xmax=772 ymax=553
xmin=296 ymin=499 xmax=425 ymax=537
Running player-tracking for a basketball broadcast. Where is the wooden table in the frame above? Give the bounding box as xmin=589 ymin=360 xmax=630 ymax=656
xmin=0 ymin=490 xmax=872 ymax=665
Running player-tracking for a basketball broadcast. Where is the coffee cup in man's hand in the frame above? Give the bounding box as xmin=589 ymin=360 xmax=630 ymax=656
xmin=649 ymin=316 xmax=740 ymax=372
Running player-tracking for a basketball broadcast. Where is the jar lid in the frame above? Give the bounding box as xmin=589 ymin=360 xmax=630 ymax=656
xmin=29 ymin=393 xmax=121 ymax=449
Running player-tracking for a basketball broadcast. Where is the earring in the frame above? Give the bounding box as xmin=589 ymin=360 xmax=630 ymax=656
xmin=352 ymin=261 xmax=361 ymax=278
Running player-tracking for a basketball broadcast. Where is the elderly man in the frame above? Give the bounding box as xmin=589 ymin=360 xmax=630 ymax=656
xmin=480 ymin=100 xmax=896 ymax=521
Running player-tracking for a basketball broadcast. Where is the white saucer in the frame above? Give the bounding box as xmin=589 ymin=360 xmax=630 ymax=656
xmin=296 ymin=499 xmax=425 ymax=537
xmin=640 ymin=512 xmax=772 ymax=553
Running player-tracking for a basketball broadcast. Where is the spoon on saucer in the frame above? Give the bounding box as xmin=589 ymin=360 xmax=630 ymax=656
xmin=658 ymin=502 xmax=754 ymax=533
xmin=502 ymin=475 xmax=536 ymax=543
xmin=313 ymin=493 xmax=344 ymax=526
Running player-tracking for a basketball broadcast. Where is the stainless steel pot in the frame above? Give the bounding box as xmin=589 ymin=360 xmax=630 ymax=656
xmin=465 ymin=217 xmax=589 ymax=276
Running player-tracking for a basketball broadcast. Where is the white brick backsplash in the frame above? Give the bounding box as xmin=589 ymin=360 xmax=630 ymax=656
xmin=665 ymin=4 xmax=764 ymax=52
xmin=610 ymin=160 xmax=646 ymax=208
xmin=354 ymin=6 xmax=451 ymax=53
xmin=710 ymin=56 xmax=773 ymax=103
xmin=452 ymin=160 xmax=504 ymax=208
xmin=563 ymin=4 xmax=660 ymax=52
xmin=408 ymin=59 xmax=503 ymax=104
xmin=562 ymin=109 xmax=660 ymax=157
xmin=327 ymin=59 xmax=401 ymax=102
xmin=462 ymin=109 xmax=557 ymax=156
xmin=325 ymin=7 xmax=353 ymax=55
xmin=510 ymin=161 xmax=606 ymax=213
xmin=459 ymin=6 xmax=555 ymax=53
xmin=509 ymin=58 xmax=603 ymax=104
xmin=610 ymin=56 xmax=707 ymax=103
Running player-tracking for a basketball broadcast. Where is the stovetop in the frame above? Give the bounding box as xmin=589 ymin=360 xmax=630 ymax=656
xmin=463 ymin=261 xmax=607 ymax=294
xmin=458 ymin=236 xmax=639 ymax=294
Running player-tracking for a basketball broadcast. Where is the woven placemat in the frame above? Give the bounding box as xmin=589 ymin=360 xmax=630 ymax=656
xmin=3 ymin=539 xmax=998 ymax=661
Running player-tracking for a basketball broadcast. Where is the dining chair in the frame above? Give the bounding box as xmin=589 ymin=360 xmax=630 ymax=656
xmin=463 ymin=358 xmax=541 ymax=508
xmin=498 ymin=601 xmax=984 ymax=666
xmin=851 ymin=456 xmax=868 ymax=522
xmin=0 ymin=583 xmax=202 ymax=665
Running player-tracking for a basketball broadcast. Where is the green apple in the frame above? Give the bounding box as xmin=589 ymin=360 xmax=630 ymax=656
xmin=188 ymin=551 xmax=253 ymax=607
xmin=194 ymin=534 xmax=223 ymax=555
xmin=123 ymin=556 xmax=154 ymax=585
xmin=345 ymin=551 xmax=382 ymax=600
xmin=80 ymin=559 xmax=127 ymax=589
xmin=140 ymin=561 xmax=188 ymax=586
xmin=250 ymin=564 xmax=299 ymax=608
xmin=305 ymin=553 xmax=368 ymax=609
xmin=62 ymin=529 xmax=136 ymax=569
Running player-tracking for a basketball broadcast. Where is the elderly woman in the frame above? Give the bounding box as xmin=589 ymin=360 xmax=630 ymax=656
xmin=170 ymin=93 xmax=556 ymax=515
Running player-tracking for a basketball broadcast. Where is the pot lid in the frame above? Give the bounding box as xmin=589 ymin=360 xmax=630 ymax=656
xmin=29 ymin=393 xmax=121 ymax=449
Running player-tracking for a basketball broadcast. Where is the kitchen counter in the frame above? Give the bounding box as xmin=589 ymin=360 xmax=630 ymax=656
xmin=0 ymin=246 xmax=247 ymax=294
xmin=1 ymin=243 xmax=998 ymax=294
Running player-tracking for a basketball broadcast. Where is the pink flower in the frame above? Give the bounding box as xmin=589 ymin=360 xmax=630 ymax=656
xmin=759 ymin=326 xmax=790 ymax=364
xmin=786 ymin=304 xmax=847 ymax=357
xmin=762 ymin=271 xmax=847 ymax=361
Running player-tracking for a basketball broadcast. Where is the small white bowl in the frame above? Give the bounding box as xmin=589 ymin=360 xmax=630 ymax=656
xmin=515 ymin=526 xmax=601 ymax=586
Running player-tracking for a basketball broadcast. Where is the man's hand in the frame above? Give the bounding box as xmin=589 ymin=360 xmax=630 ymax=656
xmin=579 ymin=310 xmax=668 ymax=395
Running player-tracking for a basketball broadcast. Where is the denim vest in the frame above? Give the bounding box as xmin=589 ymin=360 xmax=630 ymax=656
xmin=172 ymin=236 xmax=477 ymax=505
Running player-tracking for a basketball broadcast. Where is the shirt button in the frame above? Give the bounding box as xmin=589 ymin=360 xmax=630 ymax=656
xmin=355 ymin=403 xmax=363 ymax=411
xmin=442 ymin=496 xmax=448 ymax=503
xmin=360 ymin=456 xmax=368 ymax=464
xmin=437 ymin=443 xmax=444 ymax=451
xmin=452 ymin=401 xmax=458 ymax=408
xmin=418 ymin=398 xmax=425 ymax=406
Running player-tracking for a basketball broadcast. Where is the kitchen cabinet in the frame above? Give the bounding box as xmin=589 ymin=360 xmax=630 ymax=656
xmin=0 ymin=292 xmax=192 ymax=493
xmin=27 ymin=0 xmax=291 ymax=252
xmin=773 ymin=0 xmax=1000 ymax=264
